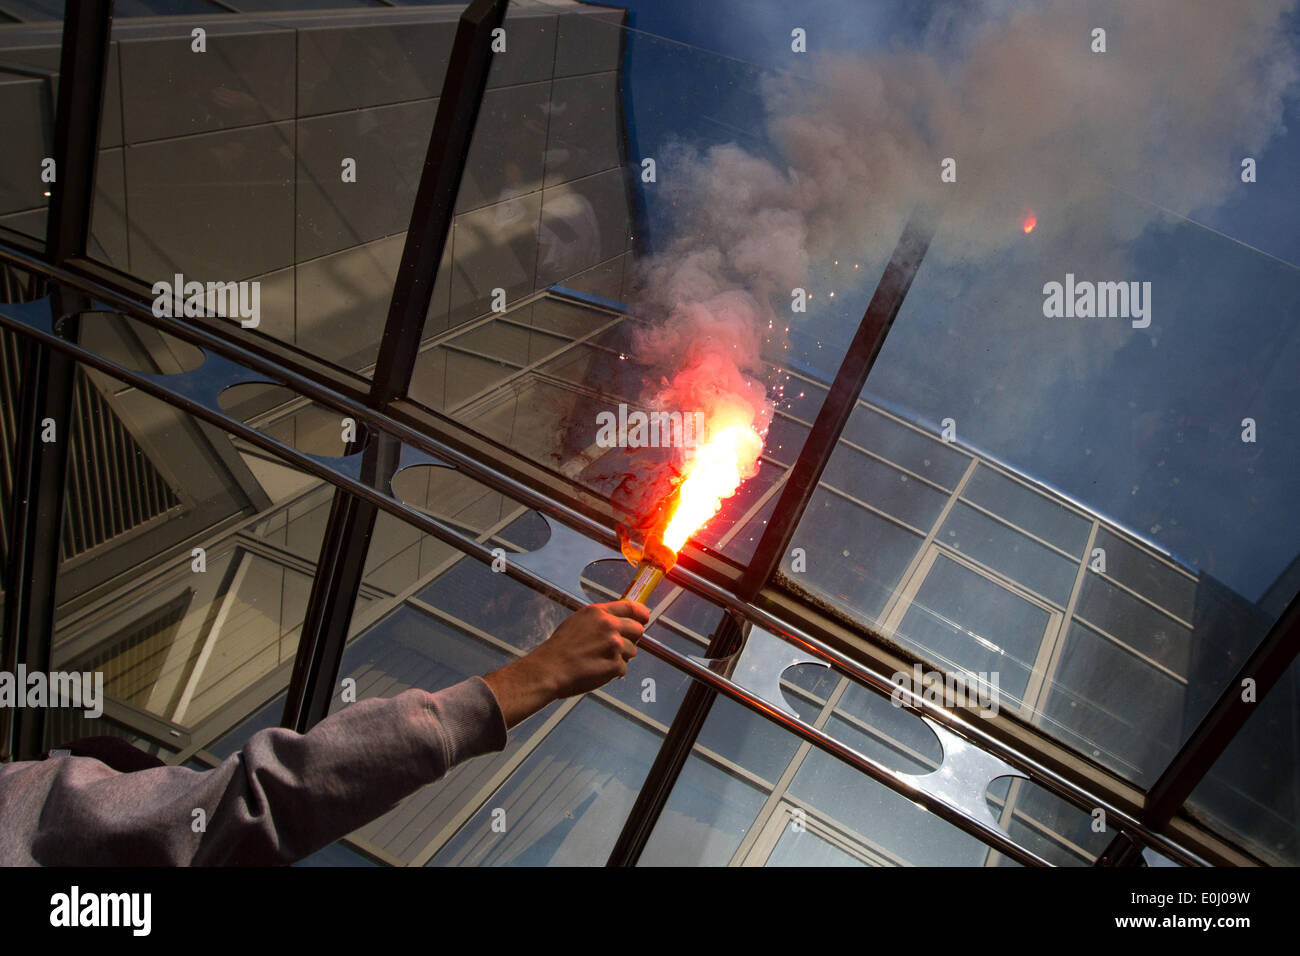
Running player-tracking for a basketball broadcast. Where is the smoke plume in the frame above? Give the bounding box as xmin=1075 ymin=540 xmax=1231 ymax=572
xmin=618 ymin=0 xmax=1298 ymax=540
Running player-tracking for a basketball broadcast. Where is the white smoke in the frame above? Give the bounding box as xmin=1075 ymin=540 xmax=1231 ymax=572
xmin=625 ymin=0 xmax=1298 ymax=499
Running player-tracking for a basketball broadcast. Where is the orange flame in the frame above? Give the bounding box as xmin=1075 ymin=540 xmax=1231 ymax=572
xmin=1022 ymin=211 xmax=1037 ymax=234
xmin=660 ymin=423 xmax=764 ymax=554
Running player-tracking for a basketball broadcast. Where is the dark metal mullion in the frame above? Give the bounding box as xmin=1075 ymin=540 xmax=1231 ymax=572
xmin=1099 ymin=586 xmax=1300 ymax=865
xmin=2 ymin=1 xmax=113 ymax=760
xmin=283 ymin=0 xmax=508 ymax=733
xmin=46 ymin=2 xmax=113 ymax=265
xmin=371 ymin=0 xmax=508 ymax=405
xmin=736 ymin=213 xmax=936 ymax=601
xmin=63 ymin=402 xmax=86 ymax=554
xmin=606 ymin=612 xmax=746 ymax=866
xmin=280 ymin=438 xmax=390 ymax=734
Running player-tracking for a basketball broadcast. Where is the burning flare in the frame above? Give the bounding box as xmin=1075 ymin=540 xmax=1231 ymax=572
xmin=661 ymin=423 xmax=763 ymax=552
xmin=619 ymin=420 xmax=765 ymax=603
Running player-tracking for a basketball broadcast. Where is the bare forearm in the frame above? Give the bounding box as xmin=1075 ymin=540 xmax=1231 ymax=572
xmin=482 ymin=658 xmax=558 ymax=729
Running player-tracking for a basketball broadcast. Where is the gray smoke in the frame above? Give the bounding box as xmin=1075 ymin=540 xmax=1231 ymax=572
xmin=627 ymin=0 xmax=1298 ymax=476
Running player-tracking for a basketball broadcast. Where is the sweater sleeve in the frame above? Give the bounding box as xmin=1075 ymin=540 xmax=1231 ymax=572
xmin=0 ymin=677 xmax=508 ymax=866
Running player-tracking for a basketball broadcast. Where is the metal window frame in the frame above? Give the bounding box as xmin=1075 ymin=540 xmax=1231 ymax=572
xmin=1097 ymin=587 xmax=1300 ymax=865
xmin=737 ymin=211 xmax=938 ymax=601
xmin=607 ymin=213 xmax=937 ymax=864
xmin=2 ymin=0 xmax=114 ymax=760
xmin=282 ymin=0 xmax=509 ymax=734
xmin=0 ymin=260 xmax=1266 ymax=866
xmin=2 ymin=0 xmax=1296 ymax=867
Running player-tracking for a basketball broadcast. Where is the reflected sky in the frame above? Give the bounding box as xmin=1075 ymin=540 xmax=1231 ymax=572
xmin=871 ymin=204 xmax=1299 ymax=601
xmin=603 ymin=0 xmax=1300 ymax=602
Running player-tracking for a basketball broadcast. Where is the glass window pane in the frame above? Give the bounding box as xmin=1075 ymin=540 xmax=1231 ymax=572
xmin=984 ymin=776 xmax=1111 ymax=867
xmin=429 ymin=697 xmax=662 ymax=867
xmin=822 ymin=442 xmax=948 ymax=533
xmin=638 ymin=757 xmax=767 ymax=867
xmin=962 ymin=465 xmax=1091 ymax=558
xmin=788 ymin=715 xmax=993 ymax=867
xmin=695 ymin=695 xmax=801 ymax=787
xmin=894 ymin=554 xmax=1051 ymax=704
xmin=1185 ymin=655 xmax=1300 ymax=865
xmin=841 ymin=404 xmax=971 ymax=491
xmin=89 ymin=4 xmax=550 ymax=373
xmin=1039 ymin=622 xmax=1182 ymax=782
xmin=784 ymin=489 xmax=924 ymax=625
xmin=856 ymin=195 xmax=1300 ymax=784
xmin=832 ymin=680 xmax=944 ymax=774
xmin=938 ymin=502 xmax=1079 ymax=606
xmin=0 ymin=10 xmax=65 ymax=244
xmin=49 ymin=362 xmax=330 ymax=736
xmin=768 ymin=821 xmax=869 ymax=867
xmin=1074 ymin=574 xmax=1190 ymax=674
xmin=1093 ymin=526 xmax=1196 ymax=622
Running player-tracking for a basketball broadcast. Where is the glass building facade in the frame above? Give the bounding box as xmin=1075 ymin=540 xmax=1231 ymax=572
xmin=1 ymin=0 xmax=1296 ymax=867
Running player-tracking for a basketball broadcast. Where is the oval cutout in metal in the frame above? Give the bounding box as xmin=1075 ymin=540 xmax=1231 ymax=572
xmin=217 ymin=382 xmax=366 ymax=458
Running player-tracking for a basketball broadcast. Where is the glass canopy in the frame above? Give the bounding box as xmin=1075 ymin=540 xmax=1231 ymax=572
xmin=0 ymin=0 xmax=1296 ymax=868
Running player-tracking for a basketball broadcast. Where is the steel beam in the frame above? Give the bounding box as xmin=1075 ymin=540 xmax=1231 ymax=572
xmin=280 ymin=435 xmax=397 ymax=734
xmin=283 ymin=0 xmax=509 ymax=733
xmin=371 ymin=0 xmax=509 ymax=404
xmin=606 ymin=611 xmax=747 ymax=866
xmin=1098 ymin=585 xmax=1300 ymax=864
xmin=602 ymin=214 xmax=937 ymax=862
xmin=2 ymin=1 xmax=113 ymax=760
xmin=737 ymin=213 xmax=935 ymax=600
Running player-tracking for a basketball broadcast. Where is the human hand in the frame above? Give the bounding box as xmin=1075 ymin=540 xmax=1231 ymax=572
xmin=482 ymin=601 xmax=650 ymax=729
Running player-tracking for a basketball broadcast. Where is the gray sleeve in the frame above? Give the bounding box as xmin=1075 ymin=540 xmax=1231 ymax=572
xmin=0 ymin=676 xmax=508 ymax=866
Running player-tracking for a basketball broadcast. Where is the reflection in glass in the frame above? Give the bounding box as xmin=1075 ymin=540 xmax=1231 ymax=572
xmin=431 ymin=698 xmax=661 ymax=867
xmin=985 ymin=776 xmax=1110 ymax=867
xmin=768 ymin=821 xmax=869 ymax=868
xmin=894 ymin=554 xmax=1051 ymax=705
xmin=0 ymin=9 xmax=64 ymax=244
xmin=788 ymin=714 xmax=991 ymax=866
xmin=49 ymin=366 xmax=331 ymax=736
xmin=1186 ymin=655 xmax=1300 ymax=865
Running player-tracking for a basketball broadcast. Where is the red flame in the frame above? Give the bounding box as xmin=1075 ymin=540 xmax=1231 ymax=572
xmin=619 ymin=419 xmax=764 ymax=569
xmin=1022 ymin=211 xmax=1037 ymax=234
xmin=661 ymin=423 xmax=763 ymax=552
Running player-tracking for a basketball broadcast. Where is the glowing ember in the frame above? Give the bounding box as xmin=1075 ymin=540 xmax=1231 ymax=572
xmin=1022 ymin=211 xmax=1037 ymax=234
xmin=661 ymin=423 xmax=764 ymax=553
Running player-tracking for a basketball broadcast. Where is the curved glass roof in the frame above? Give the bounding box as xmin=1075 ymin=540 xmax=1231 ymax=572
xmin=0 ymin=0 xmax=1296 ymax=867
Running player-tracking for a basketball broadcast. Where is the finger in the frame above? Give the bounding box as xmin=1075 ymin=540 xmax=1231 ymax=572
xmin=616 ymin=636 xmax=638 ymax=660
xmin=603 ymin=600 xmax=651 ymax=625
xmin=613 ymin=617 xmax=645 ymax=643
